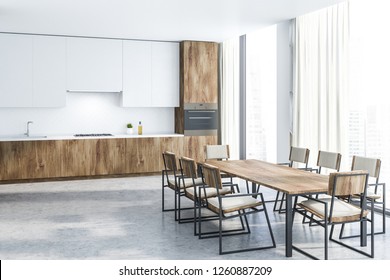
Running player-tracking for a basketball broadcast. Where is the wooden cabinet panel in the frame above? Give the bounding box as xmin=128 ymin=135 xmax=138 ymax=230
xmin=136 ymin=138 xmax=160 ymax=173
xmin=181 ymin=41 xmax=219 ymax=104
xmin=184 ymin=136 xmax=217 ymax=163
xmin=0 ymin=140 xmax=64 ymax=180
xmin=95 ymin=139 xmax=127 ymax=175
xmin=0 ymin=141 xmax=33 ymax=180
xmin=63 ymin=139 xmax=127 ymax=177
xmin=63 ymin=140 xmax=94 ymax=177
xmin=0 ymin=137 xmax=185 ymax=181
xmin=33 ymin=140 xmax=65 ymax=179
xmin=160 ymin=136 xmax=185 ymax=169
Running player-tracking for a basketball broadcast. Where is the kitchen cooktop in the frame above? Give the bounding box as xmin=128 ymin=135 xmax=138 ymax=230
xmin=74 ymin=133 xmax=113 ymax=137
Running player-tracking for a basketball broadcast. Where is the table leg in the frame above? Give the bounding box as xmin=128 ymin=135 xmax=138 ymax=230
xmin=285 ymin=194 xmax=293 ymax=257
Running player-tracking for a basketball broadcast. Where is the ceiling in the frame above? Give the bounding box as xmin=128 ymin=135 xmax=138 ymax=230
xmin=0 ymin=0 xmax=345 ymax=42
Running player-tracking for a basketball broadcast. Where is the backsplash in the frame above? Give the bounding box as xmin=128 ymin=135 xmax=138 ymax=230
xmin=0 ymin=92 xmax=175 ymax=136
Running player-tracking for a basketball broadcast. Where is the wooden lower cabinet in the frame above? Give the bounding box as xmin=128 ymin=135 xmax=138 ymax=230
xmin=183 ymin=136 xmax=218 ymax=162
xmin=63 ymin=139 xmax=127 ymax=177
xmin=126 ymin=137 xmax=161 ymax=173
xmin=0 ymin=135 xmax=216 ymax=181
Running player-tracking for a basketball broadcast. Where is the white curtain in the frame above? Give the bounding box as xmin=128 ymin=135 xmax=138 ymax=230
xmin=220 ymin=38 xmax=240 ymax=160
xmin=293 ymin=2 xmax=349 ymax=168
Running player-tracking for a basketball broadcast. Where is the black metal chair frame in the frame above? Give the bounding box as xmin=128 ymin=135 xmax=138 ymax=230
xmin=339 ymin=180 xmax=386 ymax=238
xmin=293 ymin=172 xmax=374 ymax=260
xmin=161 ymin=152 xmax=192 ymax=221
xmin=198 ymin=165 xmax=276 ymax=255
xmin=339 ymin=157 xmax=386 ymax=238
xmin=273 ymin=147 xmax=311 ymax=213
xmin=176 ymin=157 xmax=235 ymax=230
xmin=302 ymin=151 xmax=342 ymax=225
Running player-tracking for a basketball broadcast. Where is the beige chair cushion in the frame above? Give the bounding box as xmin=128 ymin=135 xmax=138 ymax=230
xmin=168 ymin=176 xmax=203 ymax=188
xmin=299 ymin=197 xmax=368 ymax=223
xmin=290 ymin=147 xmax=309 ymax=164
xmin=207 ymin=194 xmax=262 ymax=213
xmin=185 ymin=186 xmax=231 ymax=199
xmin=317 ymin=151 xmax=340 ymax=170
xmin=205 ymin=145 xmax=229 ymax=160
xmin=352 ymin=156 xmax=380 ymax=178
xmin=366 ymin=190 xmax=382 ymax=200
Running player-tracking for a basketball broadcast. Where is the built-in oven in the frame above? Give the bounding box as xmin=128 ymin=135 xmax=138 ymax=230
xmin=184 ymin=103 xmax=218 ymax=136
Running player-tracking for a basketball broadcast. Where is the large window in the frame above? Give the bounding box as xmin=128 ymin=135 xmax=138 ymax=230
xmin=349 ymin=0 xmax=390 ymax=204
xmin=246 ymin=26 xmax=277 ymax=162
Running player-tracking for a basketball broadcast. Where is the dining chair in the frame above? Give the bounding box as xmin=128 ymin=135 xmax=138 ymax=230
xmin=302 ymin=150 xmax=342 ymax=224
xmin=205 ymin=144 xmax=255 ymax=193
xmin=339 ymin=155 xmax=386 ymax=238
xmin=293 ymin=171 xmax=374 ymax=260
xmin=314 ymin=150 xmax=342 ymax=173
xmin=274 ymin=146 xmax=311 ymax=212
xmin=179 ymin=156 xmax=234 ymax=234
xmin=162 ymin=151 xmax=201 ymax=220
xmin=198 ymin=163 xmax=276 ymax=255
xmin=205 ymin=144 xmax=235 ymax=184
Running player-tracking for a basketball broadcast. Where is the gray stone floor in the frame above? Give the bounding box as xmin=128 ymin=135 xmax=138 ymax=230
xmin=0 ymin=175 xmax=388 ymax=260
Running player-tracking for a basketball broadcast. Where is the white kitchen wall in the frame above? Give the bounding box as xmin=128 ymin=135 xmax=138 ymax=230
xmin=0 ymin=92 xmax=175 ymax=136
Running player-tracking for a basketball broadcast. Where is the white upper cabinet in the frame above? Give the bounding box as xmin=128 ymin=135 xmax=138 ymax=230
xmin=33 ymin=36 xmax=67 ymax=107
xmin=122 ymin=41 xmax=179 ymax=107
xmin=122 ymin=41 xmax=152 ymax=106
xmin=151 ymin=42 xmax=179 ymax=107
xmin=0 ymin=33 xmax=33 ymax=107
xmin=67 ymin=37 xmax=122 ymax=92
xmin=0 ymin=34 xmax=66 ymax=108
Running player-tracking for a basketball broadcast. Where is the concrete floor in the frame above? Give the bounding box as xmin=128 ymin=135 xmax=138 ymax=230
xmin=0 ymin=175 xmax=389 ymax=260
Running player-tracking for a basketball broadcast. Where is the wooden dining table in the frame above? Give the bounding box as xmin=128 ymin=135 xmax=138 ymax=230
xmin=206 ymin=159 xmax=329 ymax=257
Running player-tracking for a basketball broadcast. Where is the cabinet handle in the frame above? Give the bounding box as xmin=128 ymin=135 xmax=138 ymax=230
xmin=67 ymin=90 xmax=123 ymax=94
xmin=189 ymin=117 xmax=212 ymax=120
xmin=187 ymin=110 xmax=216 ymax=113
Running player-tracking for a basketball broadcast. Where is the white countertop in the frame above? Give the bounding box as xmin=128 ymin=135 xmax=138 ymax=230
xmin=0 ymin=133 xmax=184 ymax=142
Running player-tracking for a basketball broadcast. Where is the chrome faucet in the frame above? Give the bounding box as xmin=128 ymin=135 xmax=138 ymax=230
xmin=25 ymin=121 xmax=33 ymax=137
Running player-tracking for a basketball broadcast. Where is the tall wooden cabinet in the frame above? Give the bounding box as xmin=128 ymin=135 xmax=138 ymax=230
xmin=180 ymin=41 xmax=219 ymax=104
xmin=175 ymin=41 xmax=219 ymax=161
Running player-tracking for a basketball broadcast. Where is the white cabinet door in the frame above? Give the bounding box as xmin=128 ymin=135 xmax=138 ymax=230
xmin=0 ymin=33 xmax=33 ymax=107
xmin=33 ymin=36 xmax=67 ymax=107
xmin=67 ymin=37 xmax=122 ymax=92
xmin=151 ymin=42 xmax=179 ymax=107
xmin=122 ymin=41 xmax=152 ymax=106
xmin=122 ymin=41 xmax=179 ymax=107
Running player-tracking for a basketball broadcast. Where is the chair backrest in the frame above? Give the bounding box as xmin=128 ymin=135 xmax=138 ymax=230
xmin=289 ymin=147 xmax=310 ymax=167
xmin=205 ymin=145 xmax=230 ymax=161
xmin=201 ymin=163 xmax=223 ymax=189
xmin=328 ymin=171 xmax=369 ymax=197
xmin=351 ymin=156 xmax=381 ymax=179
xmin=180 ymin=156 xmax=198 ymax=179
xmin=317 ymin=150 xmax=342 ymax=172
xmin=162 ymin=151 xmax=177 ymax=171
